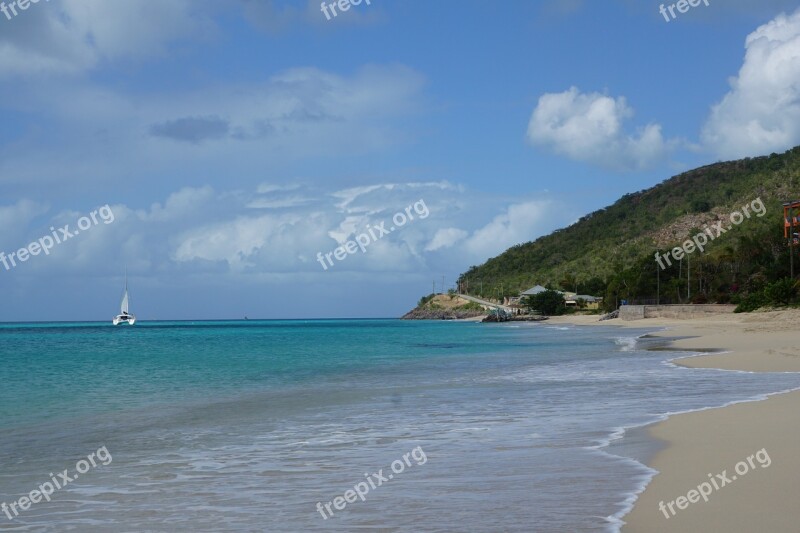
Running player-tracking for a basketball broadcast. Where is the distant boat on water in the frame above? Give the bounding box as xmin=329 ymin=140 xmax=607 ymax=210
xmin=113 ymin=270 xmax=136 ymax=326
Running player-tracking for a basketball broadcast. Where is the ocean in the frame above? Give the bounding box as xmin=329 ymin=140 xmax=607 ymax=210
xmin=1 ymin=319 xmax=799 ymax=532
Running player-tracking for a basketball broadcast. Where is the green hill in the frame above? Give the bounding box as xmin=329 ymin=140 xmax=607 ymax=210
xmin=458 ymin=146 xmax=800 ymax=310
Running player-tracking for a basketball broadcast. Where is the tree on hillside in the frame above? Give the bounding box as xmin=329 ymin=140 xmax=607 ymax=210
xmin=457 ymin=146 xmax=800 ymax=313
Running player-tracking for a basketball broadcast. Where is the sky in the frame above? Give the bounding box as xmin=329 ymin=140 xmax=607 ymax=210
xmin=2 ymin=0 xmax=800 ymax=321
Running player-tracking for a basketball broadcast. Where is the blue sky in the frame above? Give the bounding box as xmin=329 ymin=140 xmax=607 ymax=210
xmin=2 ymin=0 xmax=800 ymax=320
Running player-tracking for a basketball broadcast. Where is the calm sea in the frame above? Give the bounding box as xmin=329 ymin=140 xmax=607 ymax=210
xmin=1 ymin=320 xmax=798 ymax=532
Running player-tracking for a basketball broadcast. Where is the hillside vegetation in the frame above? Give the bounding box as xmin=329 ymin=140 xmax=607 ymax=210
xmin=458 ymin=147 xmax=800 ymax=311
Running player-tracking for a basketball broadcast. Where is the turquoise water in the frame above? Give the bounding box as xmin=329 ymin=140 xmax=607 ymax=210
xmin=1 ymin=320 xmax=799 ymax=532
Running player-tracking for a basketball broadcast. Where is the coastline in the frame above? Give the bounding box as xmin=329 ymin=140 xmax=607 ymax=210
xmin=549 ymin=310 xmax=800 ymax=531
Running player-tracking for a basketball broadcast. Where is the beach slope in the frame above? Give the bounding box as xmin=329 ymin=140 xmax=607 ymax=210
xmin=552 ymin=309 xmax=800 ymax=532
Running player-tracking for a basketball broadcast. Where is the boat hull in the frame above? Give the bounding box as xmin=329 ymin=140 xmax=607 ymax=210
xmin=113 ymin=315 xmax=136 ymax=326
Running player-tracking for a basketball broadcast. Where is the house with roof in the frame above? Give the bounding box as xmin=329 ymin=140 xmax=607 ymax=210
xmin=520 ymin=285 xmax=553 ymax=296
xmin=516 ymin=285 xmax=603 ymax=310
xmin=565 ymin=294 xmax=603 ymax=310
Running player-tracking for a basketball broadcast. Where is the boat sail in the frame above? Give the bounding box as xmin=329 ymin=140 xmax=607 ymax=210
xmin=113 ymin=271 xmax=136 ymax=326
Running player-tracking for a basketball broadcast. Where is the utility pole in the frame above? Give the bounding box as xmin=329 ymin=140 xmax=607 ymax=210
xmin=657 ymin=251 xmax=660 ymax=305
xmin=432 ymin=280 xmax=436 ymax=295
xmin=442 ymin=275 xmax=445 ymax=294
xmin=791 ymin=204 xmax=796 ymax=279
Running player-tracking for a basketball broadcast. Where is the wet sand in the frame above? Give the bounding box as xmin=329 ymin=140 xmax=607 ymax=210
xmin=549 ymin=309 xmax=800 ymax=532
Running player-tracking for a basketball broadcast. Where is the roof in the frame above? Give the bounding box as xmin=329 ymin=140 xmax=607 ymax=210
xmin=520 ymin=285 xmax=548 ymax=296
xmin=521 ymin=285 xmax=564 ymax=296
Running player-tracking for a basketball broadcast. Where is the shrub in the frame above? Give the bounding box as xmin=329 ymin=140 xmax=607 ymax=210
xmin=417 ymin=294 xmax=436 ymax=307
xmin=523 ymin=290 xmax=566 ymax=316
xmin=691 ymin=199 xmax=711 ymax=213
xmin=764 ymin=278 xmax=798 ymax=306
xmin=734 ymin=291 xmax=767 ymax=313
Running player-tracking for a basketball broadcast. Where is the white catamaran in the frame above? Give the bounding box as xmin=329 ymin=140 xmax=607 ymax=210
xmin=113 ymin=271 xmax=136 ymax=326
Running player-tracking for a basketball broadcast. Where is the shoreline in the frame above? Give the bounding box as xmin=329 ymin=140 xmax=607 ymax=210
xmin=549 ymin=310 xmax=800 ymax=531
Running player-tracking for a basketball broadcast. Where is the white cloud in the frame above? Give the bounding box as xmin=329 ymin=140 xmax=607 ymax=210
xmin=0 ymin=0 xmax=211 ymax=77
xmin=151 ymin=66 xmax=424 ymax=150
xmin=425 ymin=228 xmax=468 ymax=252
xmin=143 ymin=186 xmax=216 ymax=222
xmin=0 ymin=179 xmax=573 ymax=286
xmin=0 ymin=64 xmax=426 ymax=189
xmin=0 ymin=199 xmax=48 ymax=227
xmin=330 ymin=182 xmax=452 ymax=214
xmin=256 ymin=184 xmax=301 ymax=194
xmin=463 ymin=200 xmax=560 ymax=258
xmin=702 ymin=9 xmax=800 ymax=159
xmin=247 ymin=184 xmax=316 ymax=209
xmin=165 ymin=186 xmax=566 ymax=275
xmin=246 ymin=196 xmax=316 ymax=209
xmin=331 ymin=184 xmax=394 ymax=213
xmin=527 ymin=87 xmax=672 ymax=171
xmin=0 ymin=199 xmax=49 ymax=249
xmin=170 ymin=182 xmax=451 ymax=274
xmin=173 ymin=212 xmax=310 ymax=271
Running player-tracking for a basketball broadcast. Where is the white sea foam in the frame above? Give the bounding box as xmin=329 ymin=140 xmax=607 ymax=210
xmin=614 ymin=336 xmax=638 ymax=351
xmin=5 ymin=321 xmax=800 ymax=532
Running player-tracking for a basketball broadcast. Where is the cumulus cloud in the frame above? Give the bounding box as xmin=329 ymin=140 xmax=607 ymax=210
xmin=142 ymin=186 xmax=217 ymax=222
xmin=0 ymin=199 xmax=49 ymax=249
xmin=163 ymin=183 xmax=564 ymax=276
xmin=170 ymin=182 xmax=457 ymax=273
xmin=702 ymin=9 xmax=800 ymax=159
xmin=166 ymin=186 xmax=566 ymax=276
xmin=173 ymin=212 xmax=311 ymax=271
xmin=527 ymin=87 xmax=672 ymax=171
xmin=463 ymin=200 xmax=561 ymax=258
xmin=0 ymin=177 xmax=577 ymax=323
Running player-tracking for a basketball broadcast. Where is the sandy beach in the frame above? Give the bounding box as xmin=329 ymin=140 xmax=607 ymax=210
xmin=549 ymin=309 xmax=800 ymax=532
